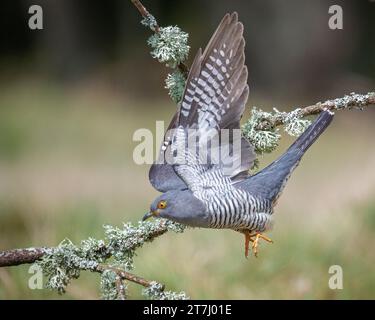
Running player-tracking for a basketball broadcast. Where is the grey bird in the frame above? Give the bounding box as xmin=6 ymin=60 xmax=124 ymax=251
xmin=143 ymin=13 xmax=334 ymax=257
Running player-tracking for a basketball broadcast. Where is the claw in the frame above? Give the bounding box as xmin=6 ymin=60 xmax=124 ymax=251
xmin=242 ymin=231 xmax=273 ymax=258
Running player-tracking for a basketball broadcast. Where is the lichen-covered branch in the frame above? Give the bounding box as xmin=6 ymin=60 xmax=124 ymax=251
xmin=131 ymin=0 xmax=159 ymax=31
xmin=131 ymin=0 xmax=189 ymax=102
xmin=255 ymin=92 xmax=375 ymax=131
xmin=0 ymin=219 xmax=188 ymax=300
xmin=242 ymin=92 xmax=375 ymax=155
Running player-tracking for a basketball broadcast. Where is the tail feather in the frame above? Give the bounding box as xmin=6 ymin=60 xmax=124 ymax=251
xmin=287 ymin=110 xmax=334 ymax=154
xmin=237 ymin=110 xmax=334 ymax=202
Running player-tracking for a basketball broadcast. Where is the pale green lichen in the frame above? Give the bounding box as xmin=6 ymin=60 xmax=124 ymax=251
xmin=165 ymin=71 xmax=186 ymax=103
xmin=81 ymin=237 xmax=108 ymax=262
xmin=242 ymin=106 xmax=313 ymax=154
xmin=284 ymin=117 xmax=311 ymax=136
xmin=141 ymin=14 xmax=158 ymax=32
xmin=140 ymin=12 xmax=189 ymax=101
xmin=37 ymin=239 xmax=98 ymax=294
xmin=277 ymin=108 xmax=311 ymax=137
xmin=104 ymin=220 xmax=186 ymax=270
xmin=148 ymin=26 xmax=190 ymax=68
xmin=142 ymin=281 xmax=190 ymax=300
xmin=330 ymin=92 xmax=374 ymax=110
xmin=242 ymin=107 xmax=281 ymax=154
xmin=100 ymin=269 xmax=123 ymax=300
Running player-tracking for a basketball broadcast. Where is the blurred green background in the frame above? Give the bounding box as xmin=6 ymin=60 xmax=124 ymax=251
xmin=0 ymin=0 xmax=374 ymax=299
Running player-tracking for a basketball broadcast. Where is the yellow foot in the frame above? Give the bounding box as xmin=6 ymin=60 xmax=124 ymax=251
xmin=243 ymin=231 xmax=273 ymax=258
xmin=243 ymin=231 xmax=254 ymax=258
xmin=252 ymin=233 xmax=273 ymax=257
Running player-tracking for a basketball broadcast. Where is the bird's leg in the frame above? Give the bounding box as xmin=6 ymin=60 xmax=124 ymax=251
xmin=251 ymin=233 xmax=273 ymax=257
xmin=243 ymin=231 xmax=255 ymax=258
xmin=241 ymin=231 xmax=273 ymax=258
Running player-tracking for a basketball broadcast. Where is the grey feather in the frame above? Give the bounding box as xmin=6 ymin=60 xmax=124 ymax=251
xmin=150 ymin=190 xmax=210 ymax=227
xmin=149 ymin=164 xmax=186 ymax=193
xmin=149 ymin=110 xmax=187 ymax=192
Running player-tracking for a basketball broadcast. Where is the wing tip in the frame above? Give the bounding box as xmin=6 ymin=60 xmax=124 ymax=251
xmin=229 ymin=12 xmax=243 ymax=30
xmin=230 ymin=12 xmax=239 ymax=23
xmin=219 ymin=12 xmax=243 ymax=35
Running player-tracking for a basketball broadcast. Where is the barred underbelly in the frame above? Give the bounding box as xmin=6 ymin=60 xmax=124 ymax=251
xmin=206 ymin=189 xmax=273 ymax=231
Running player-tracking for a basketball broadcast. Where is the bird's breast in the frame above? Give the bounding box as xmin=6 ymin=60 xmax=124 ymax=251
xmin=204 ymin=189 xmax=272 ymax=231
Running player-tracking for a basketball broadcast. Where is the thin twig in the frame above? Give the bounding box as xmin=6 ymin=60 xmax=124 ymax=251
xmin=256 ymin=92 xmax=375 ymax=131
xmin=115 ymin=276 xmax=127 ymax=300
xmin=97 ymin=264 xmax=159 ymax=289
xmin=130 ymin=0 xmax=160 ymax=32
xmin=130 ymin=0 xmax=189 ymax=76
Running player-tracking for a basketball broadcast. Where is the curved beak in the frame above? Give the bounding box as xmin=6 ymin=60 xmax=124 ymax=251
xmin=142 ymin=212 xmax=153 ymax=221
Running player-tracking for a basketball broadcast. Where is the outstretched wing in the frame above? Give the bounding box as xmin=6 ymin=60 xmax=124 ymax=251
xmin=178 ymin=12 xmax=248 ymax=131
xmin=172 ymin=12 xmax=254 ymax=196
xmin=149 ymin=12 xmax=255 ymax=193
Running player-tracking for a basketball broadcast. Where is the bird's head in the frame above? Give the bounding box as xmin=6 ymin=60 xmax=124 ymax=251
xmin=143 ymin=190 xmax=210 ymax=227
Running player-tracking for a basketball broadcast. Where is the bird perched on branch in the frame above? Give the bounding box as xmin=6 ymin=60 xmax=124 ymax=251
xmin=143 ymin=12 xmax=334 ymax=257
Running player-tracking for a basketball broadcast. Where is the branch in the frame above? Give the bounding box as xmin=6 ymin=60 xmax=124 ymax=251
xmin=0 ymin=219 xmax=187 ymax=299
xmin=131 ymin=0 xmax=189 ymax=76
xmin=0 ymin=247 xmax=48 ymax=267
xmin=0 ymin=248 xmax=158 ymax=292
xmin=255 ymin=92 xmax=375 ymax=131
xmin=131 ymin=0 xmax=159 ymax=32
xmin=242 ymin=92 xmax=375 ymax=155
xmin=97 ymin=264 xmax=158 ymax=288
xmin=0 ymin=220 xmax=169 ymax=267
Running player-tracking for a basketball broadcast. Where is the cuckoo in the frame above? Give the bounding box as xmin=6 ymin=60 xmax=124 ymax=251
xmin=143 ymin=12 xmax=334 ymax=257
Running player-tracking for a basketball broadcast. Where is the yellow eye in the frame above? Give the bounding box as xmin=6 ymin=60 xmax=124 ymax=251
xmin=157 ymin=200 xmax=167 ymax=209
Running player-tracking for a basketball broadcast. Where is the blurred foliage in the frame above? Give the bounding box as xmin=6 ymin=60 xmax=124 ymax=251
xmin=0 ymin=0 xmax=374 ymax=100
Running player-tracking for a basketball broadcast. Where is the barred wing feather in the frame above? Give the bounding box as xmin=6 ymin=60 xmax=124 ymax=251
xmin=149 ymin=12 xmax=255 ymax=193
